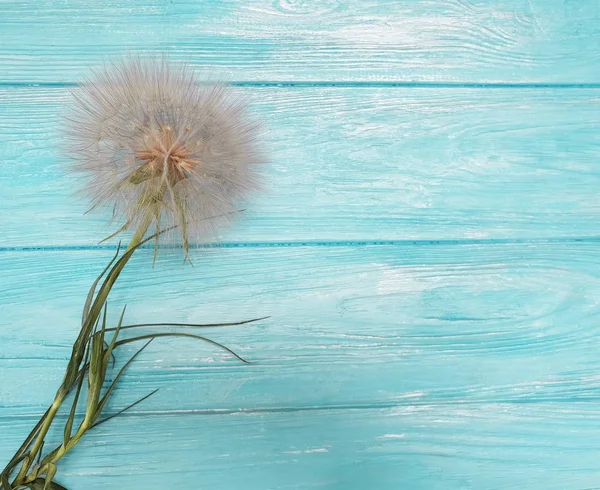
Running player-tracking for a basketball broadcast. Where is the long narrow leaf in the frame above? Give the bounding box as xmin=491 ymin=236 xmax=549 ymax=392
xmin=174 ymin=196 xmax=191 ymax=264
xmin=86 ymin=309 xmax=108 ymax=420
xmin=63 ymin=372 xmax=85 ymax=444
xmin=37 ymin=446 xmax=60 ymax=476
xmin=1 ymin=472 xmax=14 ymax=490
xmin=105 ymin=316 xmax=269 ymax=333
xmin=103 ymin=306 xmax=126 ymax=366
xmin=1 ymin=452 xmax=30 ymax=487
xmin=93 ymin=340 xmax=154 ymax=421
xmin=152 ymin=208 xmax=160 ymax=267
xmin=35 ymin=442 xmax=44 ymax=467
xmin=95 ymin=303 xmax=116 ymax=368
xmin=114 ymin=333 xmax=249 ymax=364
xmin=63 ymin=333 xmax=93 ymax=445
xmin=1 ymin=411 xmax=48 ymax=477
xmin=92 ymin=389 xmax=159 ymax=429
xmin=82 ymin=244 xmax=121 ymax=326
xmin=98 ymin=222 xmax=130 ymax=244
xmin=42 ymin=464 xmax=57 ymax=490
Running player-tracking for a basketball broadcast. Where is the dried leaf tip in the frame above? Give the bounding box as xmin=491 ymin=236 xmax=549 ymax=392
xmin=64 ymin=55 xmax=265 ymax=256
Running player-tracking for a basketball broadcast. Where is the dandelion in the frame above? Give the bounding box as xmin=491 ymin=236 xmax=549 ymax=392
xmin=1 ymin=57 xmax=267 ymax=490
xmin=65 ymin=56 xmax=263 ymax=257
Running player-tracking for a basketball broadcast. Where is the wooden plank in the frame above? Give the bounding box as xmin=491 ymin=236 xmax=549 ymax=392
xmin=2 ymin=86 xmax=600 ymax=246
xmin=1 ymin=0 xmax=600 ymax=84
xmin=2 ymin=243 xmax=600 ymax=414
xmin=2 ymin=404 xmax=600 ymax=489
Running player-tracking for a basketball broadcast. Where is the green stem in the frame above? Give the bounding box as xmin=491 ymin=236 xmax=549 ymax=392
xmin=7 ymin=214 xmax=155 ymax=489
xmin=23 ymin=419 xmax=89 ymax=485
xmin=13 ymin=393 xmax=66 ymax=484
xmin=125 ymin=210 xmax=155 ymax=253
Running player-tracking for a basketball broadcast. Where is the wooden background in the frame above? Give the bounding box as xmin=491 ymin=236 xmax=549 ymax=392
xmin=2 ymin=1 xmax=600 ymax=488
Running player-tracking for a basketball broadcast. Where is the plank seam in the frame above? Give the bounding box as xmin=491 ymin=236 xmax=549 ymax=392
xmin=2 ymin=237 xmax=600 ymax=252
xmin=2 ymin=82 xmax=600 ymax=89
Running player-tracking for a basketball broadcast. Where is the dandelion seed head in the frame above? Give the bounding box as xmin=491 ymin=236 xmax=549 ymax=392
xmin=64 ymin=56 xmax=264 ymax=255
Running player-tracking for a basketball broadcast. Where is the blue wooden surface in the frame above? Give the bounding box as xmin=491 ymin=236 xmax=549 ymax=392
xmin=2 ymin=1 xmax=600 ymax=489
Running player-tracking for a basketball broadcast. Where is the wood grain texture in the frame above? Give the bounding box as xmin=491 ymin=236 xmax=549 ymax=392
xmin=2 ymin=86 xmax=600 ymax=247
xmin=2 ymin=243 xmax=600 ymax=416
xmin=2 ymin=1 xmax=599 ymax=488
xmin=2 ymin=404 xmax=600 ymax=490
xmin=1 ymin=0 xmax=600 ymax=84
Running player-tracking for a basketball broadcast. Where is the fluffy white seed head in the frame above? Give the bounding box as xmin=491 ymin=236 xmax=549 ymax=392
xmin=64 ymin=56 xmax=263 ymax=255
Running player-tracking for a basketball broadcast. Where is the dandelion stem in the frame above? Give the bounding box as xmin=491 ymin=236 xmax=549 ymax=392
xmin=7 ymin=218 xmax=154 ymax=489
xmin=126 ymin=207 xmax=155 ymax=253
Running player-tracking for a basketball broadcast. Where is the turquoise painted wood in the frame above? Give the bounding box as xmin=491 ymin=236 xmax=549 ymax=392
xmin=3 ymin=87 xmax=600 ymax=246
xmin=2 ymin=1 xmax=600 ymax=489
xmin=3 ymin=243 xmax=600 ymax=415
xmin=1 ymin=0 xmax=600 ymax=84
